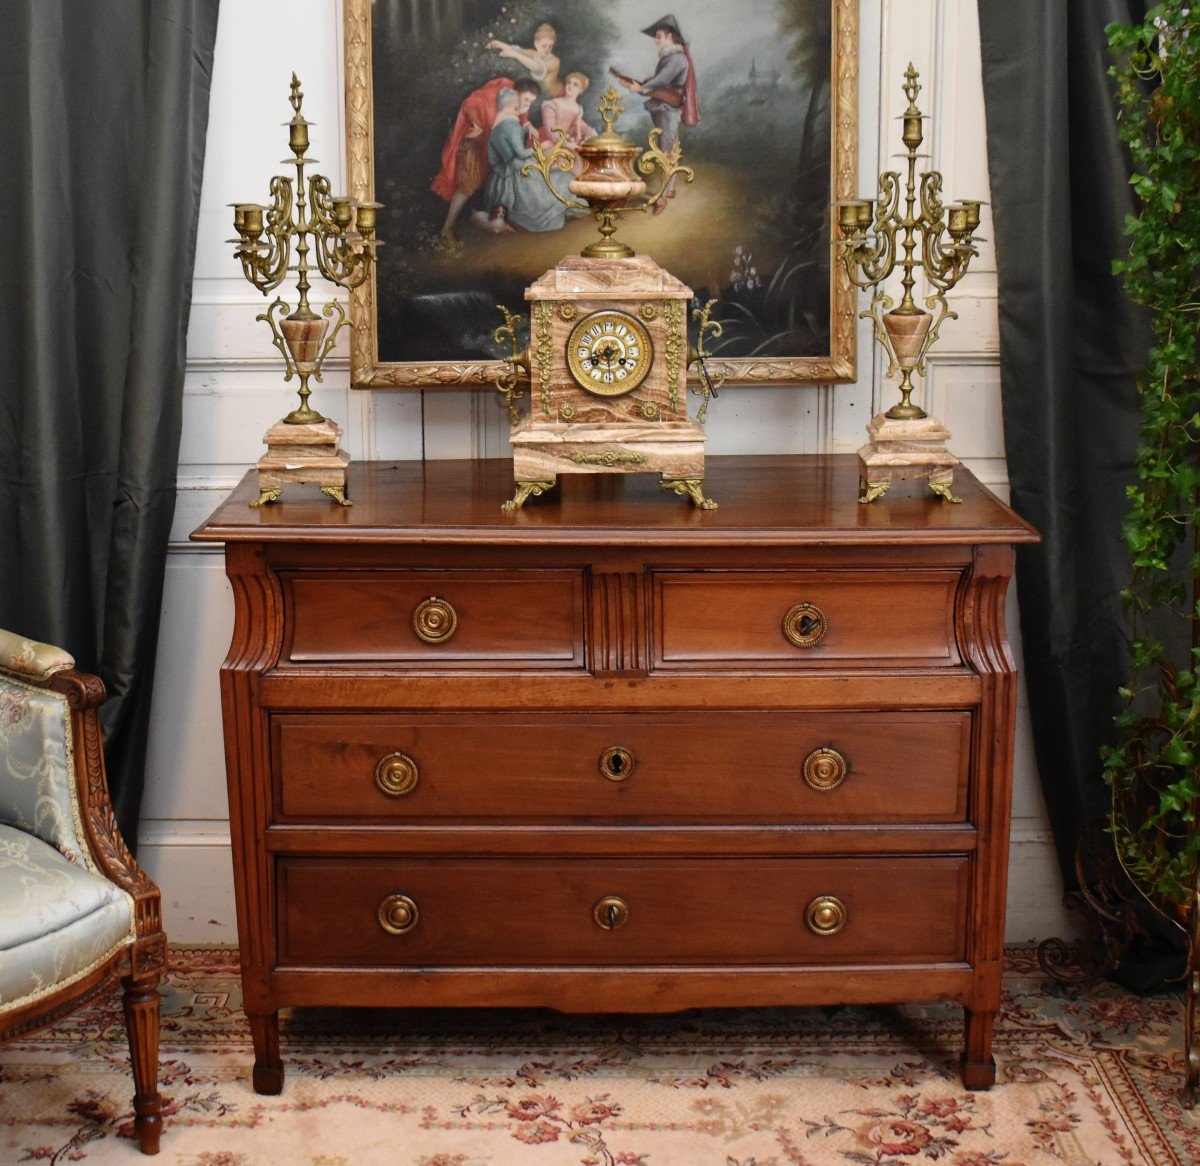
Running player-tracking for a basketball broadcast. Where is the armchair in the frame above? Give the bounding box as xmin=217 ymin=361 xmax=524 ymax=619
xmin=0 ymin=629 xmax=165 ymax=1154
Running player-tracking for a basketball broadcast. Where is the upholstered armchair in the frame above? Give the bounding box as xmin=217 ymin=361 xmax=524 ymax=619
xmin=0 ymin=630 xmax=165 ymax=1154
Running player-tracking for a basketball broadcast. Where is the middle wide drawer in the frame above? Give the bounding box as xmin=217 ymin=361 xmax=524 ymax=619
xmin=273 ymin=711 xmax=971 ymax=824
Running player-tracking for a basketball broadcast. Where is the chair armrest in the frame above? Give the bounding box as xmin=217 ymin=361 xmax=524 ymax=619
xmin=0 ymin=628 xmax=75 ymax=683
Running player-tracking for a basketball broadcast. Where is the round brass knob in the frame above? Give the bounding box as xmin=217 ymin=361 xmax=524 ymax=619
xmin=593 ymin=895 xmax=630 ymax=930
xmin=803 ymin=747 xmax=848 ymax=792
xmin=374 ymin=752 xmax=419 ymax=797
xmin=599 ymin=745 xmax=635 ymax=782
xmin=377 ymin=893 xmax=419 ymax=935
xmin=412 ymin=596 xmax=458 ymax=644
xmin=783 ymin=603 xmax=828 ymax=649
xmin=805 ymin=894 xmax=847 ymax=936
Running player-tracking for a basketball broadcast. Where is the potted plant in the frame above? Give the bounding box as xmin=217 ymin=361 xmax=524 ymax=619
xmin=1103 ymin=2 xmax=1200 ymax=1108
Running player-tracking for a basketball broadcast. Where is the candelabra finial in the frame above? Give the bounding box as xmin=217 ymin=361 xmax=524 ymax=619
xmin=289 ymin=73 xmax=303 ymax=116
xmin=597 ymin=86 xmax=624 ymax=134
xmin=834 ymin=67 xmax=983 ymax=503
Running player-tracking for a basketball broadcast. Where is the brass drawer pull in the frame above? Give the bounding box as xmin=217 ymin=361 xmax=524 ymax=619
xmin=377 ymin=893 xmax=419 ymax=935
xmin=374 ymin=752 xmax=419 ymax=797
xmin=803 ymin=747 xmax=848 ymax=791
xmin=805 ymin=894 xmax=847 ymax=936
xmin=599 ymin=745 xmax=635 ymax=782
xmin=413 ymin=596 xmax=458 ymax=644
xmin=783 ymin=602 xmax=828 ymax=648
xmin=593 ymin=895 xmax=630 ymax=930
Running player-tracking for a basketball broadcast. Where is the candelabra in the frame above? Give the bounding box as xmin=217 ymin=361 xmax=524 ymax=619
xmin=836 ymin=65 xmax=982 ymax=503
xmin=523 ymin=85 xmax=697 ymax=258
xmin=230 ymin=74 xmax=381 ymax=507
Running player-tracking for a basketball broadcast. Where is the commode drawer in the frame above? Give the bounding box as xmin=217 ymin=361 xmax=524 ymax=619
xmin=652 ymin=570 xmax=961 ymax=670
xmin=276 ymin=855 xmax=969 ymax=968
xmin=282 ymin=569 xmax=585 ymax=670
xmin=273 ymin=711 xmax=971 ymax=824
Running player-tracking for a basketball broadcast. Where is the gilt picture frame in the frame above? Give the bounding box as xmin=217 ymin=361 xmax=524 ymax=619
xmin=343 ymin=0 xmax=858 ymax=388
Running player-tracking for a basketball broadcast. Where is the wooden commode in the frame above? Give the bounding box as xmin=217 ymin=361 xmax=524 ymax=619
xmin=192 ymin=454 xmax=1037 ymax=1094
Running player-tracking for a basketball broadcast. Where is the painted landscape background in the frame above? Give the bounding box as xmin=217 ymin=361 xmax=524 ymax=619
xmin=369 ymin=0 xmax=832 ymax=366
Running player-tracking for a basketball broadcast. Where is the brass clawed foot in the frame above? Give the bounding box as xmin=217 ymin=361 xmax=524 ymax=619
xmin=859 ymin=479 xmax=891 ymax=504
xmin=320 ymin=485 xmax=353 ymax=507
xmin=502 ymin=480 xmax=555 ymax=512
xmin=929 ymin=481 xmax=963 ymax=504
xmin=661 ymin=478 xmax=718 ymax=510
xmin=250 ymin=486 xmax=284 ymax=509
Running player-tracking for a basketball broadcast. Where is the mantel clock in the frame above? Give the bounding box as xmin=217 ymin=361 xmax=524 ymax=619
xmin=493 ymin=87 xmax=721 ymax=512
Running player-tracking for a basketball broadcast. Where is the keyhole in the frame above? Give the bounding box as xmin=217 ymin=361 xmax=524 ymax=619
xmin=605 ymin=904 xmax=619 ymax=927
xmin=609 ymin=754 xmax=625 ymax=776
xmin=799 ymin=615 xmax=820 ymax=637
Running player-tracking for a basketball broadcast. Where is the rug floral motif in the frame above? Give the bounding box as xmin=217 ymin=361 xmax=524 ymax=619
xmin=0 ymin=947 xmax=1196 ymax=1164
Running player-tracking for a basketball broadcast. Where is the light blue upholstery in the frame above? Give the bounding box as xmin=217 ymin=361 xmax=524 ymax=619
xmin=0 ymin=825 xmax=134 ymax=1007
xmin=0 ymin=674 xmax=88 ymax=865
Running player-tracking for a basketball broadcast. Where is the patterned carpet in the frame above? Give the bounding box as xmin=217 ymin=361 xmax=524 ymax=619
xmin=0 ymin=947 xmax=1197 ymax=1165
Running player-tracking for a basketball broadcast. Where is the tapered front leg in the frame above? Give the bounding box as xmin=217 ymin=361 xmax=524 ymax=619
xmin=960 ymin=1007 xmax=997 ymax=1090
xmin=248 ymin=1010 xmax=284 ymax=1094
xmin=121 ymin=975 xmax=163 ymax=1154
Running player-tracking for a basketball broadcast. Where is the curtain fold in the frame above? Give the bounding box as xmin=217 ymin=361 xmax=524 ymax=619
xmin=0 ymin=0 xmax=219 ymax=849
xmin=976 ymin=0 xmax=1151 ymax=884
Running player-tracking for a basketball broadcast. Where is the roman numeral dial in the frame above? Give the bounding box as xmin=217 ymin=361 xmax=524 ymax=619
xmin=566 ymin=309 xmax=654 ymax=397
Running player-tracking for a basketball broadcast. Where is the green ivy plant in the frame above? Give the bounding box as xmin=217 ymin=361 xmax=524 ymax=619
xmin=1103 ymin=5 xmax=1200 ymax=934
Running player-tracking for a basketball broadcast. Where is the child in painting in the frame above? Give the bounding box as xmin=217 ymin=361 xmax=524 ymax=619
xmin=539 ymin=71 xmax=596 ymax=165
xmin=476 ymin=80 xmax=573 ymax=234
xmin=487 ymin=22 xmax=565 ymax=97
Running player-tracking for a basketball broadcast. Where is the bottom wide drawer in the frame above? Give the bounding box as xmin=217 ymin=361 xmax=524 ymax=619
xmin=277 ymin=856 xmax=969 ymax=968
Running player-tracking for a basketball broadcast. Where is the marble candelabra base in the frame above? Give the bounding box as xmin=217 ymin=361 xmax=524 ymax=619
xmin=504 ymin=421 xmax=714 ymax=511
xmin=857 ymin=412 xmax=962 ymax=504
xmin=252 ymin=417 xmax=351 ymax=508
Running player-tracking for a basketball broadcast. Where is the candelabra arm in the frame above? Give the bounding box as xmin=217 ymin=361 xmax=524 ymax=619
xmin=307 ymin=174 xmax=376 ymax=290
xmin=687 ymin=299 xmax=725 ymax=427
xmin=637 ymin=128 xmax=695 ymax=212
xmin=521 ymin=129 xmax=591 ymax=212
xmin=256 ymin=298 xmax=296 ymax=381
xmin=491 ymin=305 xmax=530 ymax=427
xmin=837 ymin=171 xmax=902 ymax=289
xmin=919 ymin=171 xmax=975 ymax=292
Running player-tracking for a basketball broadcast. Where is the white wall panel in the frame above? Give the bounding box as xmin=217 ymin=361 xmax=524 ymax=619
xmin=148 ymin=0 xmax=1068 ymax=945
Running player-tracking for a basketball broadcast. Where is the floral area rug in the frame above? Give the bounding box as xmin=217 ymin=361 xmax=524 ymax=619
xmin=0 ymin=947 xmax=1196 ymax=1165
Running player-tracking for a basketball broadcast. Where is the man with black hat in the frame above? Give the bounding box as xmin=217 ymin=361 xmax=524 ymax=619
xmin=616 ymin=14 xmax=699 ymax=213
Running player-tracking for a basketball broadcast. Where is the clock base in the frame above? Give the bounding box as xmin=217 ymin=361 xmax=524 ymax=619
xmin=504 ymin=421 xmax=714 ymax=510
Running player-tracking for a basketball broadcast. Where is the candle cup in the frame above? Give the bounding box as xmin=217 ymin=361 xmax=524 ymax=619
xmin=855 ymin=201 xmax=874 ymax=230
xmin=960 ymin=200 xmax=982 ymax=230
xmin=331 ymin=196 xmax=354 ymax=230
xmin=354 ymin=201 xmax=381 ymax=237
xmin=243 ymin=205 xmax=265 ymax=239
xmin=837 ymin=200 xmax=871 ymax=236
xmin=947 ymin=204 xmax=969 ymax=237
xmin=288 ymin=117 xmax=310 ymax=156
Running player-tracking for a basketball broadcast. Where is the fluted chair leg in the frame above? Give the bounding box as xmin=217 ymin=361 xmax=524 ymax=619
xmin=121 ymin=974 xmax=163 ymax=1155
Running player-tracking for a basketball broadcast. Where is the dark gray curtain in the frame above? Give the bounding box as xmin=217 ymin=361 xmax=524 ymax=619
xmin=976 ymin=1 xmax=1151 ymax=882
xmin=0 ymin=1 xmax=219 ymax=848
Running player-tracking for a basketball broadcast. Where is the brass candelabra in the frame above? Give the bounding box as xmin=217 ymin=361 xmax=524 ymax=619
xmin=523 ymin=85 xmax=695 ymax=258
xmin=835 ymin=65 xmax=982 ymax=503
xmin=230 ymin=74 xmax=381 ymax=506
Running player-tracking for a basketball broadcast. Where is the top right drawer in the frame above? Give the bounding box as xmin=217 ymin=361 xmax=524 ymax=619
xmin=651 ymin=570 xmax=962 ymax=670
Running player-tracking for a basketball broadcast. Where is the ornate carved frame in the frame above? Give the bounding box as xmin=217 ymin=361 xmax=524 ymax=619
xmin=343 ymin=0 xmax=858 ymax=389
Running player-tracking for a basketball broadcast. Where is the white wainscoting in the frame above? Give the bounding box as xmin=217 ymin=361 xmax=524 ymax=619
xmin=144 ymin=0 xmax=1077 ymax=944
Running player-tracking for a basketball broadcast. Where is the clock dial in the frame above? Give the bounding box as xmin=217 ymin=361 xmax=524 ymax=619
xmin=566 ymin=310 xmax=654 ymax=397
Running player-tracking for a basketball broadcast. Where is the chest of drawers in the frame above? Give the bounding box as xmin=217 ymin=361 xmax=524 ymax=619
xmin=193 ymin=454 xmax=1037 ymax=1095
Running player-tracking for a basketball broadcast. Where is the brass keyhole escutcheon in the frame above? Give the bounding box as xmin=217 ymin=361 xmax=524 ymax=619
xmin=803 ymin=747 xmax=848 ymax=792
xmin=413 ymin=596 xmax=458 ymax=644
xmin=593 ymin=895 xmax=630 ymax=930
xmin=374 ymin=752 xmax=419 ymax=797
xmin=377 ymin=893 xmax=420 ymax=935
xmin=805 ymin=894 xmax=847 ymax=936
xmin=599 ymin=745 xmax=635 ymax=782
xmin=783 ymin=603 xmax=828 ymax=649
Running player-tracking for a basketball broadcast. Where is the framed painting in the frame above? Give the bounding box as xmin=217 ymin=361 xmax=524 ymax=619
xmin=343 ymin=0 xmax=858 ymax=387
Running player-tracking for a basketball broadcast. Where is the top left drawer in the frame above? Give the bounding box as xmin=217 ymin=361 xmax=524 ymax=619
xmin=282 ymin=570 xmax=586 ymax=670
